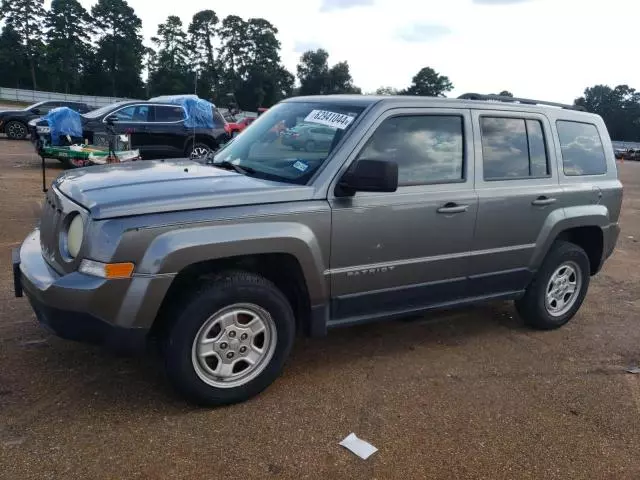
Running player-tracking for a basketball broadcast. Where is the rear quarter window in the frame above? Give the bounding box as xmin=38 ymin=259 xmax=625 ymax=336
xmin=556 ymin=120 xmax=607 ymax=176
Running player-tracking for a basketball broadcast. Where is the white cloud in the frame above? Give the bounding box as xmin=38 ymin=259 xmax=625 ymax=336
xmin=76 ymin=0 xmax=639 ymax=103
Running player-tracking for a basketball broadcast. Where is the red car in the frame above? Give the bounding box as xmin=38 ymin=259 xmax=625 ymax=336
xmin=227 ymin=116 xmax=256 ymax=137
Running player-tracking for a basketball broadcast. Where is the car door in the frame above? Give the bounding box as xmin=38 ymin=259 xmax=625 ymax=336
xmin=469 ymin=110 xmax=564 ymax=296
xmin=103 ymin=104 xmax=151 ymax=152
xmin=328 ymin=108 xmax=477 ymax=324
xmin=142 ymin=104 xmax=188 ymax=156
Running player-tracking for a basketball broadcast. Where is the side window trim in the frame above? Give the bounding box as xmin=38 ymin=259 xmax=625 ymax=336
xmin=473 ymin=110 xmax=557 ymax=185
xmin=355 ymin=112 xmax=468 ymax=187
xmin=328 ymin=107 xmax=474 ymax=198
xmin=151 ymin=104 xmax=187 ymax=124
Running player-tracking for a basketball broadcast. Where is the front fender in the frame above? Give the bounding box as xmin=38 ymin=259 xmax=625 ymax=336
xmin=137 ymin=221 xmax=328 ymax=304
xmin=530 ymin=205 xmax=610 ymax=270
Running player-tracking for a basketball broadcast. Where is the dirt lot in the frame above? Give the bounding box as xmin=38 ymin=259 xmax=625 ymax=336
xmin=0 ymin=139 xmax=639 ymax=480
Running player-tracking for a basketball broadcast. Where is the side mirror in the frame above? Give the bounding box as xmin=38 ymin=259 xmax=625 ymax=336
xmin=336 ymin=159 xmax=398 ymax=197
xmin=31 ymin=108 xmax=41 ymax=115
xmin=105 ymin=115 xmax=116 ymax=125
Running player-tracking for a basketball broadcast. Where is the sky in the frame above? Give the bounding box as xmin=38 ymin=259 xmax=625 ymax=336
xmin=76 ymin=0 xmax=639 ymax=104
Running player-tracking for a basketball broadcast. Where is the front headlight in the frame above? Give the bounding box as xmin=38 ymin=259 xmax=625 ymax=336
xmin=66 ymin=214 xmax=84 ymax=258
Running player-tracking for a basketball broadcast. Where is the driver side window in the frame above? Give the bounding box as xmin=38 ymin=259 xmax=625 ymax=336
xmin=358 ymin=115 xmax=464 ymax=186
xmin=112 ymin=105 xmax=149 ymax=122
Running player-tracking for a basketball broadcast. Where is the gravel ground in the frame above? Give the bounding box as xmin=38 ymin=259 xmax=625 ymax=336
xmin=1 ymin=140 xmax=640 ymax=479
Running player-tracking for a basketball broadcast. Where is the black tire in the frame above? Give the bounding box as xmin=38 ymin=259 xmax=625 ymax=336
xmin=515 ymin=241 xmax=591 ymax=330
xmin=163 ymin=271 xmax=295 ymax=406
xmin=5 ymin=120 xmax=27 ymax=140
xmin=186 ymin=141 xmax=212 ymax=160
xmin=304 ymin=140 xmax=315 ymax=152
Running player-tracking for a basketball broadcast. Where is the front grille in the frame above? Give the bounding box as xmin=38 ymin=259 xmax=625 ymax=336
xmin=39 ymin=188 xmax=65 ymax=272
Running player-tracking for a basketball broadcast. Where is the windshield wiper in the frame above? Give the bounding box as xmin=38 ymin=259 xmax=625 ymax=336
xmin=212 ymin=160 xmax=255 ymax=176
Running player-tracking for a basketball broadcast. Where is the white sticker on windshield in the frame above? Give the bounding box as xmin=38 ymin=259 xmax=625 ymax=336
xmin=304 ymin=110 xmax=355 ymax=130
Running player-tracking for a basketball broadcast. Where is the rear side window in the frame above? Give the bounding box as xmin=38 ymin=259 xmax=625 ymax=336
xmin=556 ymin=121 xmax=607 ymax=176
xmin=153 ymin=105 xmax=185 ymax=122
xmin=480 ymin=117 xmax=550 ymax=180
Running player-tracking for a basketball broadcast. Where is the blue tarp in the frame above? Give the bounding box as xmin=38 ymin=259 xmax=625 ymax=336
xmin=152 ymin=95 xmax=215 ymax=129
xmin=43 ymin=107 xmax=83 ymax=145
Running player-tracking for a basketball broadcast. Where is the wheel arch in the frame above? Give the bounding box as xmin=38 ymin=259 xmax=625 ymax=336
xmin=139 ymin=222 xmax=328 ymax=338
xmin=531 ymin=205 xmax=609 ymax=275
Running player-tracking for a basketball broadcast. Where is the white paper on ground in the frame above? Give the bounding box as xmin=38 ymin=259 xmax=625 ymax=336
xmin=339 ymin=433 xmax=378 ymax=459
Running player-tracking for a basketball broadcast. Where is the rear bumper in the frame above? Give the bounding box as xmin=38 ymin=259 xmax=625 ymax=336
xmin=598 ymin=222 xmax=620 ymax=272
xmin=14 ymin=230 xmax=174 ymax=353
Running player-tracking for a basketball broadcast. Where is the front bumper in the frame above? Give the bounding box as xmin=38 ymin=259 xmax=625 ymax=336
xmin=13 ymin=230 xmax=174 ymax=352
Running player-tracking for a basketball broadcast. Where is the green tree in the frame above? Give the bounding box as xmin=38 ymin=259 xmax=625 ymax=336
xmin=217 ymin=15 xmax=293 ymax=110
xmin=498 ymin=90 xmax=513 ymax=97
xmin=374 ymin=86 xmax=400 ymax=95
xmin=296 ymin=49 xmax=360 ymax=95
xmin=326 ymin=61 xmax=360 ymax=94
xmin=188 ymin=9 xmax=219 ymax=99
xmin=402 ymin=67 xmax=453 ymax=97
xmin=217 ymin=14 xmax=249 ymax=98
xmin=0 ymin=25 xmax=29 ymax=88
xmin=88 ymin=0 xmax=144 ymax=97
xmin=44 ymin=0 xmax=93 ymax=94
xmin=0 ymin=0 xmax=46 ymax=89
xmin=148 ymin=15 xmax=191 ymax=96
xmin=296 ymin=49 xmax=330 ymax=95
xmin=575 ymin=85 xmax=640 ymax=141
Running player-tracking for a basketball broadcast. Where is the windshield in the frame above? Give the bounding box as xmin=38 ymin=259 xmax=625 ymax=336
xmin=211 ymin=101 xmax=365 ymax=184
xmin=24 ymin=101 xmax=44 ymax=111
xmin=82 ymin=101 xmax=130 ymax=119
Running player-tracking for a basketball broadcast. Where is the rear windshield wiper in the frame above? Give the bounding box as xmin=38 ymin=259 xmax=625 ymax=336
xmin=212 ymin=160 xmax=255 ymax=176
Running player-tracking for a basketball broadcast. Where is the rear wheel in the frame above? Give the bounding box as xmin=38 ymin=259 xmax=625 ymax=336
xmin=515 ymin=241 xmax=590 ymax=330
xmin=5 ymin=121 xmax=27 ymax=140
xmin=163 ymin=271 xmax=296 ymax=406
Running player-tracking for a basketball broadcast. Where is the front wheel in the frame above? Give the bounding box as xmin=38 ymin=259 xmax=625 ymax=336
xmin=515 ymin=241 xmax=591 ymax=330
xmin=163 ymin=272 xmax=295 ymax=406
xmin=5 ymin=121 xmax=27 ymax=140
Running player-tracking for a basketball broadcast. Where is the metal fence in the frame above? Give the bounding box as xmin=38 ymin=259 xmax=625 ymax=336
xmin=0 ymin=87 xmax=258 ymax=118
xmin=0 ymin=87 xmax=139 ymax=107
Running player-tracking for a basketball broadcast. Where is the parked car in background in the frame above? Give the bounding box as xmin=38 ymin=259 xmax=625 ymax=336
xmin=1 ymin=101 xmax=94 ymax=140
xmin=281 ymin=123 xmax=336 ymax=151
xmin=31 ymin=99 xmax=231 ymax=164
xmin=227 ymin=116 xmax=256 ymax=137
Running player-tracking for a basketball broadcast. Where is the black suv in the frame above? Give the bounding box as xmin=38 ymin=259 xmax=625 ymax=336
xmin=32 ymin=100 xmax=231 ymax=161
xmin=1 ymin=101 xmax=94 ymax=140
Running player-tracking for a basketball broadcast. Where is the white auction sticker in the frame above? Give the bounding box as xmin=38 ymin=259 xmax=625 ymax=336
xmin=304 ymin=110 xmax=355 ymax=130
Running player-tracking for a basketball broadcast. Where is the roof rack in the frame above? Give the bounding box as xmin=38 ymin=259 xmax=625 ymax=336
xmin=457 ymin=93 xmax=586 ymax=112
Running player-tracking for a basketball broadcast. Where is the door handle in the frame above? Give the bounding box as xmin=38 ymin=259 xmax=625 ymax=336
xmin=437 ymin=202 xmax=469 ymax=214
xmin=532 ymin=196 xmax=557 ymax=206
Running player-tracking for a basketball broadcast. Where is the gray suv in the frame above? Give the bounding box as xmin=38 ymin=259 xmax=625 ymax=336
xmin=13 ymin=93 xmax=622 ymax=406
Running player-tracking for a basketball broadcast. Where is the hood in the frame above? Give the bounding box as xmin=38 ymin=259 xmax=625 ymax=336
xmin=0 ymin=109 xmax=24 ymax=117
xmin=54 ymin=159 xmax=315 ymax=219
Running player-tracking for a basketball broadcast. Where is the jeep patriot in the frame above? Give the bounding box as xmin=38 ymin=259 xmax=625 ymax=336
xmin=13 ymin=93 xmax=622 ymax=406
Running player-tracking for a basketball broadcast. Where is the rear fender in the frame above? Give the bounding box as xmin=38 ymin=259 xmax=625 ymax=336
xmin=530 ymin=205 xmax=609 ymax=270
